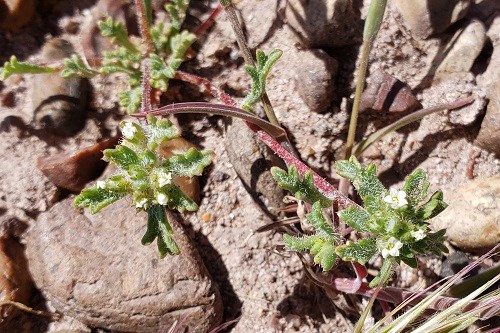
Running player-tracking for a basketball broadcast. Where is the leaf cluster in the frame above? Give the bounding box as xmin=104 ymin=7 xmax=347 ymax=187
xmin=74 ymin=115 xmax=213 ymax=257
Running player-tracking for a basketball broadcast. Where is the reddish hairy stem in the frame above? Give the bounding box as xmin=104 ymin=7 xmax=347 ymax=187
xmin=140 ymin=58 xmax=152 ymax=113
xmin=175 ymin=71 xmax=238 ymax=107
xmin=134 ymin=0 xmax=154 ymax=55
xmin=194 ymin=4 xmax=223 ymax=37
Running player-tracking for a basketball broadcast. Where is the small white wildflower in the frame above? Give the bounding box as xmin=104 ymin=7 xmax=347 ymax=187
xmin=157 ymin=192 xmax=168 ymax=205
xmin=157 ymin=172 xmax=173 ymax=187
xmin=122 ymin=122 xmax=137 ymax=140
xmin=411 ymin=229 xmax=426 ymax=241
xmin=381 ymin=237 xmax=403 ymax=258
xmin=135 ymin=197 xmax=149 ymax=209
xmin=383 ymin=188 xmax=408 ymax=209
xmin=96 ymin=180 xmax=106 ymax=189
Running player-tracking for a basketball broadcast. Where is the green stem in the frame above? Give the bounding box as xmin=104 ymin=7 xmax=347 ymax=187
xmin=219 ymin=0 xmax=281 ymax=127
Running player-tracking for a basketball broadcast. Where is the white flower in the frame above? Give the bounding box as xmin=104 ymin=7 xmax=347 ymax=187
xmin=411 ymin=229 xmax=426 ymax=241
xmin=122 ymin=122 xmax=137 ymax=140
xmin=157 ymin=172 xmax=173 ymax=187
xmin=383 ymin=188 xmax=408 ymax=209
xmin=135 ymin=197 xmax=149 ymax=209
xmin=96 ymin=180 xmax=106 ymax=189
xmin=381 ymin=237 xmax=403 ymax=258
xmin=157 ymin=192 xmax=168 ymax=205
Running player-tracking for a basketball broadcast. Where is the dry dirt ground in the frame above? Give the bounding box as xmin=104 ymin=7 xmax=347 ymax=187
xmin=0 ymin=0 xmax=498 ymax=332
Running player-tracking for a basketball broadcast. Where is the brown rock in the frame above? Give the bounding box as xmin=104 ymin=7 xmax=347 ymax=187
xmin=393 ymin=0 xmax=471 ymax=39
xmin=360 ymin=69 xmax=421 ymax=113
xmin=37 ymin=137 xmax=120 ymax=193
xmin=225 ymin=119 xmax=285 ymax=216
xmin=0 ymin=237 xmax=33 ymax=327
xmin=0 ymin=0 xmax=35 ymax=30
xmin=475 ymin=81 xmax=500 ymax=157
xmin=31 ymin=39 xmax=89 ymax=137
xmin=430 ymin=175 xmax=500 ymax=252
xmin=285 ymin=0 xmax=362 ymax=48
xmin=289 ymin=49 xmax=338 ymax=113
xmin=25 ymin=198 xmax=222 ymax=332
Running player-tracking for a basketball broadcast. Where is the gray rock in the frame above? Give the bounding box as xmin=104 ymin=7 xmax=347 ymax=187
xmin=285 ymin=0 xmax=362 ymax=48
xmin=25 ymin=198 xmax=222 ymax=332
xmin=31 ymin=39 xmax=89 ymax=137
xmin=477 ymin=17 xmax=500 ymax=94
xmin=475 ymin=81 xmax=500 ymax=157
xmin=393 ymin=0 xmax=471 ymax=39
xmin=225 ymin=119 xmax=285 ymax=216
xmin=436 ymin=20 xmax=487 ymax=76
xmin=430 ymin=175 xmax=500 ymax=252
xmin=288 ymin=49 xmax=338 ymax=113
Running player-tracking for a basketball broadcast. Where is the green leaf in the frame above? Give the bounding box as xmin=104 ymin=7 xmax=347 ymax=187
xmin=169 ymin=30 xmax=196 ymax=60
xmin=119 ymin=87 xmax=143 ymax=114
xmin=369 ymin=258 xmax=394 ymax=288
xmin=61 ymin=54 xmax=99 ymax=78
xmin=162 ymin=185 xmax=198 ymax=212
xmin=74 ymin=186 xmax=127 ymax=214
xmin=141 ymin=205 xmax=179 ymax=257
xmin=150 ymin=22 xmax=173 ymax=54
xmin=338 ymin=206 xmax=372 ymax=233
xmin=98 ymin=17 xmax=139 ymax=53
xmin=271 ymin=166 xmax=332 ymax=207
xmin=417 ymin=190 xmax=447 ymax=220
xmin=336 ymin=238 xmax=378 ymax=264
xmin=242 ymin=49 xmax=282 ymax=110
xmin=165 ymin=0 xmax=190 ymax=32
xmin=101 ymin=47 xmax=142 ymax=77
xmin=307 ymin=202 xmax=336 ymax=238
xmin=0 ymin=56 xmax=58 ymax=80
xmin=283 ymin=234 xmax=322 ymax=252
xmin=146 ymin=114 xmax=181 ymax=150
xmin=314 ymin=241 xmax=336 ymax=271
xmin=335 ymin=156 xmax=385 ymax=199
xmin=415 ymin=229 xmax=448 ymax=256
xmin=103 ymin=145 xmax=139 ymax=170
xmin=400 ymin=255 xmax=418 ymax=268
xmin=162 ymin=148 xmax=214 ymax=177
xmin=150 ymin=54 xmax=176 ymax=91
xmin=403 ymin=169 xmax=429 ymax=205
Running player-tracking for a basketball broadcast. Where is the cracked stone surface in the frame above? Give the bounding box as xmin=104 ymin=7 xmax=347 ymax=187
xmin=25 ymin=198 xmax=222 ymax=332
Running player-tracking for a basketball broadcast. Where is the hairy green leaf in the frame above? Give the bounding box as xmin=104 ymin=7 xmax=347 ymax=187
xmin=338 ymin=206 xmax=372 ymax=233
xmin=417 ymin=191 xmax=447 ymax=220
xmin=307 ymin=202 xmax=336 ymax=238
xmin=314 ymin=241 xmax=337 ymax=271
xmin=103 ymin=145 xmax=139 ymax=170
xmin=74 ymin=186 xmax=127 ymax=214
xmin=404 ymin=169 xmax=430 ymax=205
xmin=336 ymin=238 xmax=378 ymax=264
xmin=271 ymin=166 xmax=332 ymax=207
xmin=242 ymin=49 xmax=282 ymax=110
xmin=162 ymin=185 xmax=198 ymax=212
xmin=61 ymin=55 xmax=99 ymax=78
xmin=163 ymin=148 xmax=214 ymax=177
xmin=369 ymin=258 xmax=394 ymax=288
xmin=146 ymin=114 xmax=181 ymax=149
xmin=335 ymin=156 xmax=384 ymax=199
xmin=283 ymin=234 xmax=322 ymax=252
xmin=98 ymin=17 xmax=139 ymax=53
xmin=165 ymin=0 xmax=190 ymax=32
xmin=0 ymin=56 xmax=57 ymax=80
xmin=119 ymin=88 xmax=143 ymax=114
xmin=142 ymin=205 xmax=179 ymax=257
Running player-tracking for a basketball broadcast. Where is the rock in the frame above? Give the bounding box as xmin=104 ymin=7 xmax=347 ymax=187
xmin=288 ymin=49 xmax=338 ymax=113
xmin=237 ymin=0 xmax=279 ymax=48
xmin=439 ymin=251 xmax=470 ymax=278
xmin=37 ymin=137 xmax=120 ymax=193
xmin=285 ymin=0 xmax=362 ymax=48
xmin=393 ymin=0 xmax=471 ymax=39
xmin=360 ymin=69 xmax=421 ymax=113
xmin=25 ymin=198 xmax=222 ymax=332
xmin=225 ymin=119 xmax=285 ymax=216
xmin=430 ymin=175 xmax=500 ymax=252
xmin=0 ymin=0 xmax=35 ymax=30
xmin=32 ymin=39 xmax=89 ymax=137
xmin=475 ymin=81 xmax=500 ymax=157
xmin=0 ymin=237 xmax=33 ymax=328
xmin=477 ymin=17 xmax=500 ymax=94
xmin=436 ymin=20 xmax=487 ymax=76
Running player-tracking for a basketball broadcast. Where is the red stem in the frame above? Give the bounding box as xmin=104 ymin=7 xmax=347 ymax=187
xmin=194 ymin=4 xmax=223 ymax=37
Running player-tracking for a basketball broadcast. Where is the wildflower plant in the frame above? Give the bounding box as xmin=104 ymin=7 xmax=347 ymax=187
xmin=74 ymin=115 xmax=213 ymax=257
xmin=273 ymin=156 xmax=449 ymax=287
xmin=0 ymin=0 xmax=195 ymax=114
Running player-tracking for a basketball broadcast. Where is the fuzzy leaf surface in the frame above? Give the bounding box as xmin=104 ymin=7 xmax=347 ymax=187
xmin=141 ymin=205 xmax=179 ymax=257
xmin=336 ymin=238 xmax=378 ymax=264
xmin=162 ymin=148 xmax=214 ymax=177
xmin=0 ymin=56 xmax=57 ymax=80
xmin=74 ymin=187 xmax=127 ymax=214
xmin=417 ymin=191 xmax=447 ymax=220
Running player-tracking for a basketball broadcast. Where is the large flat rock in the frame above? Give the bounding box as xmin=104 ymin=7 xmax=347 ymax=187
xmin=25 ymin=198 xmax=222 ymax=332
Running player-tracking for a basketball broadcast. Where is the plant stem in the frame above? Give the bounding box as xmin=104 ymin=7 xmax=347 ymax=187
xmin=195 ymin=4 xmax=223 ymax=37
xmin=134 ymin=0 xmax=154 ymax=55
xmin=344 ymin=0 xmax=387 ymax=159
xmin=219 ymin=0 xmax=281 ymax=127
xmin=352 ymin=97 xmax=474 ymax=156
